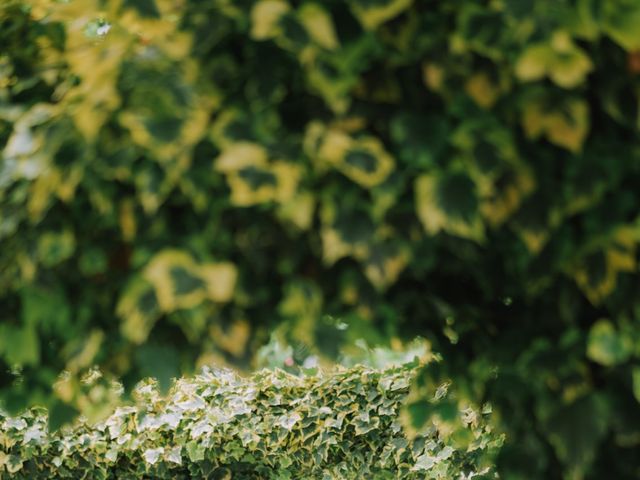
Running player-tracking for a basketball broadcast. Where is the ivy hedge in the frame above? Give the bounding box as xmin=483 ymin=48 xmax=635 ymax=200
xmin=2 ymin=0 xmax=640 ymax=478
xmin=0 ymin=365 xmax=501 ymax=479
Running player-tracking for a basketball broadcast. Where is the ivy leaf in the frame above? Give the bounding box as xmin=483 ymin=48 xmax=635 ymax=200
xmin=415 ymin=171 xmax=485 ymax=242
xmin=349 ymin=0 xmax=413 ymax=30
xmin=603 ymin=0 xmax=640 ymax=50
xmin=117 ymin=277 xmax=162 ymax=344
xmin=143 ymin=250 xmax=208 ymax=312
xmin=37 ymin=230 xmax=76 ymax=267
xmin=298 ymin=3 xmax=339 ymax=50
xmin=587 ymin=319 xmax=632 ymax=366
xmin=250 ymin=0 xmax=290 ymax=41
xmin=538 ymin=394 xmax=610 ymax=478
xmin=521 ymin=97 xmax=589 ymax=152
xmin=313 ymin=126 xmax=396 ymax=188
xmin=572 ymin=227 xmax=637 ymax=304
xmin=515 ymin=32 xmax=593 ymax=88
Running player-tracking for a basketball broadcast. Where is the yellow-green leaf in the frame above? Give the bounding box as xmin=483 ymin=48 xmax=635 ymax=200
xmin=298 ymin=3 xmax=339 ymax=50
xmin=200 ymin=262 xmax=238 ymax=303
xmin=464 ymin=72 xmax=501 ymax=109
xmin=313 ymin=127 xmax=395 ymax=188
xmin=362 ymin=240 xmax=411 ymax=291
xmin=415 ymin=172 xmax=485 ymax=242
xmin=349 ymin=0 xmax=413 ymax=30
xmin=515 ymin=32 xmax=593 ymax=89
xmin=587 ymin=319 xmax=632 ymax=366
xmin=117 ymin=278 xmax=162 ymax=344
xmin=277 ymin=191 xmax=316 ymax=230
xmin=215 ymin=142 xmax=269 ymax=173
xmin=37 ymin=230 xmax=76 ymax=267
xmin=251 ymin=0 xmax=291 ymax=40
xmin=143 ymin=250 xmax=207 ymax=312
xmin=573 ymin=228 xmax=637 ymax=304
xmin=522 ymin=98 xmax=589 ymax=152
xmin=603 ymin=0 xmax=640 ymax=50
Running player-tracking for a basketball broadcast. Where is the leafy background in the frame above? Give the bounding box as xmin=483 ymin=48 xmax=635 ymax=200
xmin=2 ymin=0 xmax=640 ymax=478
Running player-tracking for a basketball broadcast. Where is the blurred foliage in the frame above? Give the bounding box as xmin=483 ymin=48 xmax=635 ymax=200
xmin=2 ymin=0 xmax=640 ymax=478
xmin=0 ymin=365 xmax=501 ymax=479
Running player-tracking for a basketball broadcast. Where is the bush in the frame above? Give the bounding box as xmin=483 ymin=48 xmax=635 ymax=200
xmin=2 ymin=0 xmax=640 ymax=478
xmin=0 ymin=365 xmax=500 ymax=479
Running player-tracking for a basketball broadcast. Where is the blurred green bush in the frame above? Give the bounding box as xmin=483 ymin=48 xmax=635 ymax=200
xmin=2 ymin=0 xmax=640 ymax=478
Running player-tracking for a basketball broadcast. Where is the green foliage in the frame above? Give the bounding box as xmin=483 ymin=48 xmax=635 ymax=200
xmin=0 ymin=365 xmax=500 ymax=479
xmin=2 ymin=0 xmax=640 ymax=478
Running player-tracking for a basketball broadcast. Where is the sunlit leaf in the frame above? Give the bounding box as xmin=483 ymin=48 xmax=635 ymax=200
xmin=349 ymin=0 xmax=413 ymax=30
xmin=215 ymin=142 xmax=269 ymax=173
xmin=250 ymin=0 xmax=291 ymax=40
xmin=298 ymin=3 xmax=339 ymax=50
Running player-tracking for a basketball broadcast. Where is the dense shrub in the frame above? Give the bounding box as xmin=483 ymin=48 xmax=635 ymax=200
xmin=2 ymin=0 xmax=640 ymax=478
xmin=0 ymin=365 xmax=501 ymax=479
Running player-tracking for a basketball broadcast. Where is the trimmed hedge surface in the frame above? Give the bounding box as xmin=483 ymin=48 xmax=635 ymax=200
xmin=0 ymin=365 xmax=500 ymax=479
xmin=3 ymin=0 xmax=640 ymax=478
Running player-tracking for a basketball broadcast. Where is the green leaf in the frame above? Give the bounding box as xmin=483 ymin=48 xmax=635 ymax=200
xmin=250 ymin=0 xmax=290 ymax=40
xmin=405 ymin=399 xmax=431 ymax=432
xmin=349 ymin=0 xmax=413 ymax=30
xmin=539 ymin=394 xmax=610 ymax=477
xmin=135 ymin=343 xmax=180 ymax=393
xmin=632 ymin=367 xmax=640 ymax=403
xmin=37 ymin=230 xmax=76 ymax=267
xmin=312 ymin=126 xmax=396 ymax=188
xmin=298 ymin=3 xmax=339 ymax=50
xmin=2 ymin=325 xmax=40 ymax=366
xmin=415 ymin=171 xmax=485 ymax=241
xmin=117 ymin=277 xmax=162 ymax=344
xmin=515 ymin=32 xmax=593 ymax=88
xmin=361 ymin=239 xmax=410 ymax=291
xmin=48 ymin=401 xmax=80 ymax=431
xmin=603 ymin=0 xmax=640 ymax=50
xmin=21 ymin=286 xmax=71 ymax=333
xmin=587 ymin=319 xmax=632 ymax=366
xmin=142 ymin=250 xmax=208 ymax=312
xmin=186 ymin=440 xmax=206 ymax=462
xmin=521 ymin=96 xmax=589 ymax=152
